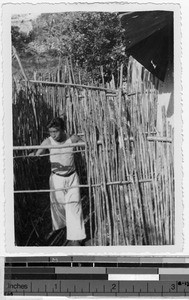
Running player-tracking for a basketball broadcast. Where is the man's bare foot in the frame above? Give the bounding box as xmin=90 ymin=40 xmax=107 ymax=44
xmin=66 ymin=240 xmax=82 ymax=246
xmin=45 ymin=231 xmax=54 ymax=240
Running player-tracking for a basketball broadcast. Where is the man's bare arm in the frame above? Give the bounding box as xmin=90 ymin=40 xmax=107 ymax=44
xmin=29 ymin=138 xmax=50 ymax=156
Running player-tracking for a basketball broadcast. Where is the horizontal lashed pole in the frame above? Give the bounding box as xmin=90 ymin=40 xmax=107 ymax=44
xmin=13 ymin=142 xmax=87 ymax=151
xmin=14 ymin=179 xmax=153 ymax=194
xmin=25 ymin=79 xmax=118 ymax=94
xmin=13 ymin=136 xmax=172 ymax=151
xmin=147 ymin=136 xmax=172 ymax=142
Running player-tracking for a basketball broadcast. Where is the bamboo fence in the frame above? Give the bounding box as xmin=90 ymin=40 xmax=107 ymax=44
xmin=13 ymin=54 xmax=174 ymax=246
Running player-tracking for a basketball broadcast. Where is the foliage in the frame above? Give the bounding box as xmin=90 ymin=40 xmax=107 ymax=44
xmin=12 ymin=12 xmax=127 ymax=83
xmin=11 ymin=26 xmax=35 ymax=55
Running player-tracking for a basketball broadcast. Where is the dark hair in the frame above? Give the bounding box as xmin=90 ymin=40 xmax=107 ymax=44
xmin=47 ymin=117 xmax=66 ymax=131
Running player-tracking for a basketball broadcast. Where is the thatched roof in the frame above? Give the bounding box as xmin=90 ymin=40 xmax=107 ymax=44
xmin=120 ymin=11 xmax=173 ymax=81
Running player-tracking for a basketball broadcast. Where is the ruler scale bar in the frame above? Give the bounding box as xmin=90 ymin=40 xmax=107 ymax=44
xmin=6 ymin=262 xmax=189 ymax=268
xmin=4 ymin=257 xmax=189 ymax=297
xmin=7 ymin=267 xmax=189 ymax=275
xmin=4 ymin=280 xmax=189 ymax=295
xmin=5 ymin=256 xmax=189 ymax=263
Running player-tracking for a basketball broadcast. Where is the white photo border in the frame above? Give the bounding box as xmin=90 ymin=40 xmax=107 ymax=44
xmin=2 ymin=1 xmax=182 ymax=255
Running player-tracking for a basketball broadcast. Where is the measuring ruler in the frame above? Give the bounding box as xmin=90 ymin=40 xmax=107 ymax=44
xmin=4 ymin=256 xmax=189 ymax=296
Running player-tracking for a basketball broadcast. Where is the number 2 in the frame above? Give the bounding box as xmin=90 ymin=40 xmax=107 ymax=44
xmin=111 ymin=284 xmax=116 ymax=291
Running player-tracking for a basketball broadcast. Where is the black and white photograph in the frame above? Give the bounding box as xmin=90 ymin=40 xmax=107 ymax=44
xmin=2 ymin=2 xmax=182 ymax=251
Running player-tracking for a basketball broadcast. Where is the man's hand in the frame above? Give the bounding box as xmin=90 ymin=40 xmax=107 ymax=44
xmin=71 ymin=134 xmax=85 ymax=144
xmin=29 ymin=152 xmax=35 ymax=156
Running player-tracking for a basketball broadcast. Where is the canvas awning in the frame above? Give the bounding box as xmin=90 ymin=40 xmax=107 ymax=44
xmin=120 ymin=11 xmax=173 ymax=81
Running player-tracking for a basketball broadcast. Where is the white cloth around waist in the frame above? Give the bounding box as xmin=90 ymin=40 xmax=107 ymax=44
xmin=48 ymin=136 xmax=76 ymax=176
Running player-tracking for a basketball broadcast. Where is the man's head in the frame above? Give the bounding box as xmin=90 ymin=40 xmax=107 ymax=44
xmin=47 ymin=117 xmax=66 ymax=141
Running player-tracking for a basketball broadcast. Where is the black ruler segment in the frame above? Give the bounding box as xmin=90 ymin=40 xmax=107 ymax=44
xmin=4 ymin=257 xmax=189 ymax=296
xmin=5 ymin=263 xmax=26 ymax=267
xmin=5 ymin=267 xmax=55 ymax=274
xmin=72 ymin=262 xmax=93 ymax=267
xmin=117 ymin=263 xmax=189 ymax=268
xmin=28 ymin=262 xmax=72 ymax=266
xmin=5 ymin=274 xmax=108 ymax=280
xmin=95 ymin=262 xmax=118 ymax=267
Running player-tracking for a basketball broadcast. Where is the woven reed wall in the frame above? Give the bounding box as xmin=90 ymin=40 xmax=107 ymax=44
xmin=13 ymin=57 xmax=174 ymax=246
